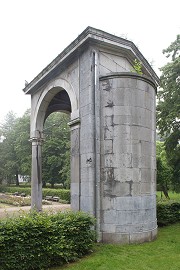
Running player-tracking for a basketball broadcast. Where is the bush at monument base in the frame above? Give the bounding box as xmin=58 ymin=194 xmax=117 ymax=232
xmin=0 ymin=211 xmax=96 ymax=270
xmin=157 ymin=202 xmax=180 ymax=226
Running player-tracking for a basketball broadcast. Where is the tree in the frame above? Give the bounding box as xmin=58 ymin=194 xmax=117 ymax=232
xmin=0 ymin=110 xmax=31 ymax=185
xmin=0 ymin=111 xmax=19 ymax=185
xmin=0 ymin=110 xmax=70 ymax=188
xmin=157 ymin=35 xmax=180 ymax=192
xmin=13 ymin=109 xmax=31 ymax=179
xmin=156 ymin=141 xmax=173 ymax=198
xmin=42 ymin=112 xmax=70 ymax=188
xmin=0 ymin=137 xmax=5 ymax=184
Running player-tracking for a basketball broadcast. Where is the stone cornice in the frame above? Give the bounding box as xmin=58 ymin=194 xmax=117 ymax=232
xmin=100 ymin=72 xmax=157 ymax=92
xmin=23 ymin=27 xmax=159 ymax=95
xmin=68 ymin=117 xmax=80 ymax=127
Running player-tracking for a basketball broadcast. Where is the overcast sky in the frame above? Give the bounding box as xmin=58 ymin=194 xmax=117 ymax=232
xmin=0 ymin=0 xmax=179 ymax=123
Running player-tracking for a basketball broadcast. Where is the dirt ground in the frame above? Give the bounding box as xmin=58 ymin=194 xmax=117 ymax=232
xmin=0 ymin=203 xmax=71 ymax=218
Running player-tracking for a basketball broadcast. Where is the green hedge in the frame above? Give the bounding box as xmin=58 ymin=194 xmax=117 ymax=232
xmin=42 ymin=188 xmax=70 ymax=203
xmin=9 ymin=183 xmax=64 ymax=189
xmin=157 ymin=202 xmax=180 ymax=226
xmin=0 ymin=186 xmax=70 ymax=203
xmin=0 ymin=186 xmax=31 ymax=196
xmin=0 ymin=211 xmax=96 ymax=270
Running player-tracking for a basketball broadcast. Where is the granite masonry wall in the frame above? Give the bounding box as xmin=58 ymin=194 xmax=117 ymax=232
xmin=99 ymin=73 xmax=157 ymax=243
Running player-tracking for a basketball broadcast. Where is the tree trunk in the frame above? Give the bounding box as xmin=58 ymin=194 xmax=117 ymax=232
xmin=42 ymin=181 xmax=46 ymax=188
xmin=51 ymin=182 xmax=54 ymax=188
xmin=15 ymin=172 xmax=19 ymax=186
xmin=161 ymin=185 xmax=170 ymax=199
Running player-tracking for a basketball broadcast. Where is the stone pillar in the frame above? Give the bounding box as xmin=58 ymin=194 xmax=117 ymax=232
xmin=69 ymin=119 xmax=81 ymax=211
xmin=30 ymin=137 xmax=43 ymax=211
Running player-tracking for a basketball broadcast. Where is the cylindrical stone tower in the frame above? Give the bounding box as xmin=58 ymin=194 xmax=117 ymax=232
xmin=100 ymin=72 xmax=157 ymax=244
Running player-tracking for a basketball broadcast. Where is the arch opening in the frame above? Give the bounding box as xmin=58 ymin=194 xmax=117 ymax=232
xmin=31 ymin=84 xmax=78 ymax=211
xmin=40 ymin=87 xmax=72 ymax=185
xmin=45 ymin=89 xmax=71 ymax=120
xmin=42 ymin=111 xmax=70 ymax=190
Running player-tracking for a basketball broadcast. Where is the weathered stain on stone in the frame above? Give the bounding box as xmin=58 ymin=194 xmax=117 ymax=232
xmin=110 ymin=114 xmax=117 ymax=127
xmin=86 ymin=157 xmax=92 ymax=164
xmin=104 ymin=125 xmax=113 ymax=140
xmin=104 ymin=126 xmax=109 ymax=140
xmin=104 ymin=115 xmax=116 ymax=127
xmin=105 ymin=101 xmax=114 ymax=107
xmin=102 ymin=80 xmax=111 ymax=91
xmin=106 ymin=167 xmax=115 ymax=182
xmin=103 ymin=167 xmax=114 ymax=195
xmin=125 ymin=180 xmax=133 ymax=196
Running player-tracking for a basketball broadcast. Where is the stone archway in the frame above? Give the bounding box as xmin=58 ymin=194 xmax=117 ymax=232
xmin=24 ymin=27 xmax=159 ymax=244
xmin=30 ymin=79 xmax=79 ymax=211
xmin=31 ymin=78 xmax=78 ymax=138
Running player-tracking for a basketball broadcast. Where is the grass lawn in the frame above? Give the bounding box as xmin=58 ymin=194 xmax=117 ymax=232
xmin=157 ymin=191 xmax=180 ymax=202
xmin=51 ymin=223 xmax=180 ymax=270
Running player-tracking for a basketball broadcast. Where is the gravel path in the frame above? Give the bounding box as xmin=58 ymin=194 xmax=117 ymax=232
xmin=0 ymin=204 xmax=71 ymax=218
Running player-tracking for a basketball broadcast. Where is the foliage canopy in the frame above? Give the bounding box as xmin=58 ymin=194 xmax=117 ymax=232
xmin=0 ymin=111 xmax=70 ymax=188
xmin=156 ymin=141 xmax=173 ymax=197
xmin=157 ymin=35 xmax=180 ymax=192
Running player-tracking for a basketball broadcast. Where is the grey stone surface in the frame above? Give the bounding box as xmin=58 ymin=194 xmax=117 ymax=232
xmin=25 ymin=27 xmax=158 ymax=244
xmin=102 ymin=232 xmax=130 ymax=244
xmin=100 ymin=74 xmax=157 ymax=243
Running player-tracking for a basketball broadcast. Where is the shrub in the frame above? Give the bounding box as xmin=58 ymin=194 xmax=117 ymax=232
xmin=0 ymin=186 xmax=70 ymax=203
xmin=157 ymin=201 xmax=180 ymax=226
xmin=0 ymin=186 xmax=31 ymax=196
xmin=0 ymin=211 xmax=96 ymax=270
xmin=42 ymin=188 xmax=70 ymax=203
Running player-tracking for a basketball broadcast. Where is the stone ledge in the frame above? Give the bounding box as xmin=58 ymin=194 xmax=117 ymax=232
xmin=102 ymin=226 xmax=157 ymax=244
xmin=99 ymin=72 xmax=157 ymax=92
xmin=68 ymin=117 xmax=80 ymax=127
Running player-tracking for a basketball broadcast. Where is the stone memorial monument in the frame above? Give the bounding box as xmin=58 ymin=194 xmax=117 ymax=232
xmin=23 ymin=27 xmax=159 ymax=243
